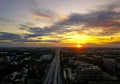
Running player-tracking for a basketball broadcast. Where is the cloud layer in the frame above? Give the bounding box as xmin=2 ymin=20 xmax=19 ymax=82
xmin=0 ymin=2 xmax=120 ymax=47
xmin=23 ymin=3 xmax=120 ymax=38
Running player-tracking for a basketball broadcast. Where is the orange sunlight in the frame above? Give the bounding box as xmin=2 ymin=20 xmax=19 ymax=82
xmin=77 ymin=43 xmax=82 ymax=48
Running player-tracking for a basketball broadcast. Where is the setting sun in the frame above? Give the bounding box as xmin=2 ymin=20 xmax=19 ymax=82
xmin=77 ymin=43 xmax=82 ymax=48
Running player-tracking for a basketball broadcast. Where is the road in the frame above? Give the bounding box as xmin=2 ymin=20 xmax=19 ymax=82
xmin=43 ymin=48 xmax=63 ymax=84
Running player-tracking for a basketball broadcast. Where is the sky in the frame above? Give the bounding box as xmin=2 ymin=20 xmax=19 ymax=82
xmin=0 ymin=0 xmax=120 ymax=47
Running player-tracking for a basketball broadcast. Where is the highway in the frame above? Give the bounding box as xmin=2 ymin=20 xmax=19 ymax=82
xmin=43 ymin=48 xmax=63 ymax=84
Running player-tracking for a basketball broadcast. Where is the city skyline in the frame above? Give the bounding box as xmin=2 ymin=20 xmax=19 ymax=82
xmin=0 ymin=0 xmax=120 ymax=47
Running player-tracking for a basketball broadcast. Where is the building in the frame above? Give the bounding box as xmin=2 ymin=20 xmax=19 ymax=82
xmin=40 ymin=54 xmax=53 ymax=61
xmin=103 ymin=58 xmax=116 ymax=71
xmin=78 ymin=62 xmax=102 ymax=80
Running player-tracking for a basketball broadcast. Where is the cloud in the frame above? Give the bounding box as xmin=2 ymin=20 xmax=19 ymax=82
xmin=0 ymin=32 xmax=21 ymax=41
xmin=31 ymin=8 xmax=56 ymax=19
xmin=101 ymin=2 xmax=120 ymax=12
xmin=24 ymin=27 xmax=54 ymax=38
xmin=0 ymin=32 xmax=59 ymax=44
xmin=24 ymin=25 xmax=75 ymax=39
xmin=52 ymin=3 xmax=120 ymax=36
xmin=13 ymin=39 xmax=59 ymax=43
xmin=26 ymin=7 xmax=120 ymax=37
xmin=61 ymin=9 xmax=120 ymax=27
xmin=19 ymin=24 xmax=30 ymax=30
xmin=18 ymin=2 xmax=120 ymax=42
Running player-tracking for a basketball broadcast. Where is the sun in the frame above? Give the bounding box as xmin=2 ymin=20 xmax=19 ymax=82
xmin=77 ymin=43 xmax=82 ymax=48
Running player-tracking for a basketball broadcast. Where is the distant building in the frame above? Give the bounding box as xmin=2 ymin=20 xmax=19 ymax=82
xmin=65 ymin=68 xmax=76 ymax=81
xmin=40 ymin=54 xmax=53 ymax=61
xmin=103 ymin=58 xmax=116 ymax=71
xmin=115 ymin=63 xmax=120 ymax=78
xmin=78 ymin=62 xmax=102 ymax=80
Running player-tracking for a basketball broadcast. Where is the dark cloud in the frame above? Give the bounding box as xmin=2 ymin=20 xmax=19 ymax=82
xmin=29 ymin=27 xmax=49 ymax=34
xmin=24 ymin=23 xmax=69 ymax=38
xmin=25 ymin=33 xmax=43 ymax=38
xmin=0 ymin=32 xmax=21 ymax=41
xmin=53 ymin=4 xmax=120 ymax=36
xmin=0 ymin=32 xmax=59 ymax=43
xmin=25 ymin=27 xmax=55 ymax=38
xmin=13 ymin=39 xmax=59 ymax=43
xmin=24 ymin=25 xmax=75 ymax=38
xmin=62 ymin=10 xmax=120 ymax=27
xmin=61 ymin=13 xmax=85 ymax=25
xmin=101 ymin=2 xmax=120 ymax=11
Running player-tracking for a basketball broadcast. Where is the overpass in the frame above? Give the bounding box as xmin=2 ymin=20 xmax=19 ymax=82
xmin=43 ymin=48 xmax=63 ymax=84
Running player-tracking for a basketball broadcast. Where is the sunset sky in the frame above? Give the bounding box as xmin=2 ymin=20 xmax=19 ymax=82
xmin=0 ymin=0 xmax=120 ymax=47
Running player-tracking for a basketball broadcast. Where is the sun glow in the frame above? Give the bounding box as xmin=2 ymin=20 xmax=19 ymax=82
xmin=77 ymin=43 xmax=82 ymax=48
